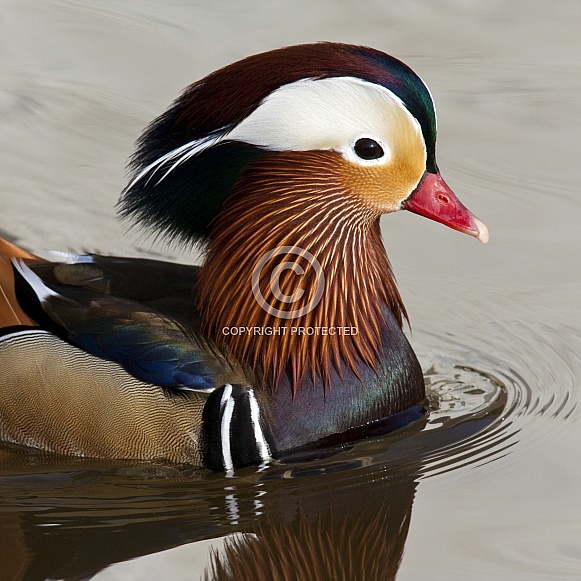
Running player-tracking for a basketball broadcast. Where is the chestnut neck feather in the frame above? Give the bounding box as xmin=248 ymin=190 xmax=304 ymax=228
xmin=196 ymin=152 xmax=407 ymax=394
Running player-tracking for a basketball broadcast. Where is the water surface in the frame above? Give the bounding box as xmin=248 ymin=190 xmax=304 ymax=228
xmin=1 ymin=1 xmax=580 ymax=579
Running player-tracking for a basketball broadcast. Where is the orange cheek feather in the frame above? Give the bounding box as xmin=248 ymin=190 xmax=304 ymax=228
xmin=336 ymin=137 xmax=426 ymax=214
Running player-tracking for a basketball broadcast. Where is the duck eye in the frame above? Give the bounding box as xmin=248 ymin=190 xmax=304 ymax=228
xmin=353 ymin=138 xmax=384 ymax=160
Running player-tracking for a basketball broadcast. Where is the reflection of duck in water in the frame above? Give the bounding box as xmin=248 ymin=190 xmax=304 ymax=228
xmin=204 ymin=511 xmax=405 ymax=581
xmin=204 ymin=456 xmax=422 ymax=581
xmin=0 ymin=43 xmax=487 ymax=471
xmin=0 ymin=430 xmax=424 ymax=580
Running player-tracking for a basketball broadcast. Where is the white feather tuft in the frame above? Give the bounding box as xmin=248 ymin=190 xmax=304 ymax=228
xmin=128 ymin=129 xmax=230 ymax=189
xmin=11 ymin=258 xmax=60 ymax=303
xmin=46 ymin=251 xmax=95 ymax=264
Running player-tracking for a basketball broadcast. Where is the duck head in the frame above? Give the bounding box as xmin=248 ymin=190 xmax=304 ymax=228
xmin=119 ymin=42 xmax=487 ymax=394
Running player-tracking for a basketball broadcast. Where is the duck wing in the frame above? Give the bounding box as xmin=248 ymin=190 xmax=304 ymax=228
xmin=10 ymin=253 xmax=241 ymax=392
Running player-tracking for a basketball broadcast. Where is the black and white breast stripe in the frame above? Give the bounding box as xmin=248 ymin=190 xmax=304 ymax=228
xmin=201 ymin=383 xmax=273 ymax=473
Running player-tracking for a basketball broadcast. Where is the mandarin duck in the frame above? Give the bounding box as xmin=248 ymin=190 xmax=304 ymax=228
xmin=0 ymin=43 xmax=488 ymax=472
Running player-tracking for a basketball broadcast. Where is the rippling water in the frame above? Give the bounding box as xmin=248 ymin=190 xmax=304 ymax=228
xmin=1 ymin=1 xmax=581 ymax=579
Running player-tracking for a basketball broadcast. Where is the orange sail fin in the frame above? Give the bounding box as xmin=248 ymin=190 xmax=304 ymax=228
xmin=0 ymin=238 xmax=38 ymax=327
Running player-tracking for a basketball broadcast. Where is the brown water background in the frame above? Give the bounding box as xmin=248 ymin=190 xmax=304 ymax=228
xmin=1 ymin=1 xmax=581 ymax=579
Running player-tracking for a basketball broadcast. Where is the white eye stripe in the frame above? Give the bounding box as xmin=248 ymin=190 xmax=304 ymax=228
xmin=130 ymin=76 xmax=427 ymax=187
xmin=227 ymin=76 xmax=423 ymax=154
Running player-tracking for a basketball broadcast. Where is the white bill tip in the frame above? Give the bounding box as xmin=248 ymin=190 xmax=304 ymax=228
xmin=474 ymin=218 xmax=489 ymax=244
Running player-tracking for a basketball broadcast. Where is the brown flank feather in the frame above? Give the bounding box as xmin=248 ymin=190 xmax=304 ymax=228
xmin=197 ymin=152 xmax=407 ymax=394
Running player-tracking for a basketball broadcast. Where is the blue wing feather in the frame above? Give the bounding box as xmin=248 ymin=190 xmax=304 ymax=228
xmin=13 ymin=257 xmax=219 ymax=392
xmin=72 ymin=319 xmax=214 ymax=391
